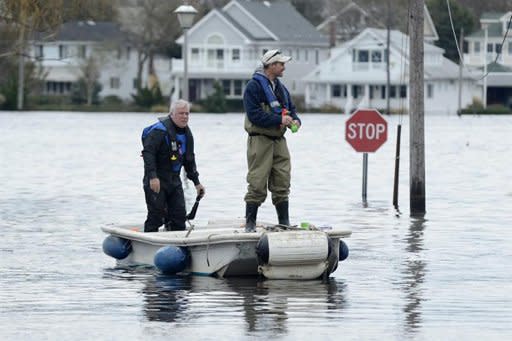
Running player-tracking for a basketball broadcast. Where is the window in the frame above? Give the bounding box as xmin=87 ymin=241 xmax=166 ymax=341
xmin=296 ymin=49 xmax=300 ymax=61
xmin=35 ymin=45 xmax=44 ymax=59
xmin=487 ymin=43 xmax=493 ymax=53
xmin=358 ymin=50 xmax=369 ymax=62
xmin=126 ymin=46 xmax=131 ymax=59
xmin=474 ymin=42 xmax=480 ymax=53
xmin=332 ymin=84 xmax=341 ymax=97
xmin=496 ymin=43 xmax=502 ymax=54
xmin=381 ymin=85 xmax=386 ymax=99
xmin=352 ymin=85 xmax=363 ymax=98
xmin=232 ymin=48 xmax=240 ymax=61
xmin=191 ymin=48 xmax=199 ymax=62
xmin=509 ymin=42 xmax=512 ymax=55
xmin=427 ymin=83 xmax=433 ymax=98
xmin=315 ymin=49 xmax=319 ymax=65
xmin=110 ymin=77 xmax=120 ymax=89
xmin=305 ymin=49 xmax=309 ymax=62
xmin=371 ymin=50 xmax=382 ymax=63
xmin=59 ymin=45 xmax=68 ymax=59
xmin=222 ymin=80 xmax=230 ymax=95
xmin=400 ymin=85 xmax=407 ymax=98
xmin=133 ymin=78 xmax=140 ymax=89
xmin=390 ymin=85 xmax=397 ymax=98
xmin=234 ymin=80 xmax=242 ymax=96
xmin=207 ymin=34 xmax=224 ymax=44
xmin=78 ymin=45 xmax=86 ymax=59
xmin=117 ymin=47 xmax=122 ymax=59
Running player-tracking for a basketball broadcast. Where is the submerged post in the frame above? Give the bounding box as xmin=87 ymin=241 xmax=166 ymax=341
xmin=362 ymin=153 xmax=368 ymax=203
xmin=409 ymin=0 xmax=426 ymax=214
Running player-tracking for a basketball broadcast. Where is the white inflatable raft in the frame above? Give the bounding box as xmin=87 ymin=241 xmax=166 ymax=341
xmin=101 ymin=219 xmax=351 ymax=280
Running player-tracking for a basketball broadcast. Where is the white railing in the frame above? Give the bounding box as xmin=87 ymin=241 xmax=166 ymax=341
xmin=352 ymin=62 xmax=386 ymax=71
xmin=171 ymin=58 xmax=258 ymax=72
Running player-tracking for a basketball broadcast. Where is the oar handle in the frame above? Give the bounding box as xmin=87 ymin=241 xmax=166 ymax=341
xmin=186 ymin=194 xmax=203 ymax=221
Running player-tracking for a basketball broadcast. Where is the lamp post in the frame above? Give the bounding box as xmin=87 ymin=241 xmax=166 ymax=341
xmin=174 ymin=3 xmax=197 ymax=102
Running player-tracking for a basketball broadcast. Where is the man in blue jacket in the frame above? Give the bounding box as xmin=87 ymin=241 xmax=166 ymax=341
xmin=242 ymin=49 xmax=301 ymax=232
xmin=141 ymin=99 xmax=205 ymax=232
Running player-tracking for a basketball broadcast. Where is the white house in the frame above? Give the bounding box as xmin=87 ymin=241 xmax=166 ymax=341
xmin=28 ymin=20 xmax=170 ymax=101
xmin=316 ymin=3 xmax=438 ymax=46
xmin=464 ymin=12 xmax=512 ymax=107
xmin=171 ymin=0 xmax=330 ymax=103
xmin=303 ymin=28 xmax=480 ymax=115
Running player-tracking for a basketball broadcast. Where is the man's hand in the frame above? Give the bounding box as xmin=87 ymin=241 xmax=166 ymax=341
xmin=149 ymin=178 xmax=160 ymax=193
xmin=281 ymin=115 xmax=293 ymax=126
xmin=195 ymin=184 xmax=205 ymax=198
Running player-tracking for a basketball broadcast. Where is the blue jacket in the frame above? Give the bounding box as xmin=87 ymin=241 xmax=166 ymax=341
xmin=243 ymin=72 xmax=300 ymax=128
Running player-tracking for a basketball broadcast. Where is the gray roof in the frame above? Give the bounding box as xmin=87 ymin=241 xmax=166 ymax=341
xmin=34 ymin=21 xmax=128 ymax=42
xmin=217 ymin=10 xmax=259 ymax=40
xmin=481 ymin=12 xmax=506 ymax=21
xmin=234 ymin=0 xmax=328 ymax=44
xmin=467 ymin=23 xmax=504 ymax=39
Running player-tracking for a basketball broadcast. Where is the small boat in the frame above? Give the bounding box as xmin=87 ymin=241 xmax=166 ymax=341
xmin=101 ymin=219 xmax=351 ymax=280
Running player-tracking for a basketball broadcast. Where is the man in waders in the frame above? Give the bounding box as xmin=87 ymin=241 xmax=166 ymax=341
xmin=242 ymin=49 xmax=301 ymax=232
xmin=141 ymin=99 xmax=205 ymax=232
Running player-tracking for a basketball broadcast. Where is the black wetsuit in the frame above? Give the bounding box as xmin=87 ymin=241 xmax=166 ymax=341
xmin=141 ymin=116 xmax=200 ymax=232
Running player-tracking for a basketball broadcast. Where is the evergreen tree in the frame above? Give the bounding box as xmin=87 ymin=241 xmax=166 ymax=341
xmin=428 ymin=0 xmax=477 ymax=62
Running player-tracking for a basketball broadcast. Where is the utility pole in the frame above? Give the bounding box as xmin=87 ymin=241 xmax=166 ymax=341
xmin=409 ymin=0 xmax=426 ymax=215
xmin=458 ymin=27 xmax=464 ymax=114
xmin=386 ymin=0 xmax=391 ymax=115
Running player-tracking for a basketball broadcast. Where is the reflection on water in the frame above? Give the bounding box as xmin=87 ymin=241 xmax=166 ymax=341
xmin=107 ymin=267 xmax=347 ymax=336
xmin=401 ymin=217 xmax=427 ymax=336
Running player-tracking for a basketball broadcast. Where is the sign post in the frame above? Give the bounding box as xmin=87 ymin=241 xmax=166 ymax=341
xmin=345 ymin=109 xmax=388 ymax=202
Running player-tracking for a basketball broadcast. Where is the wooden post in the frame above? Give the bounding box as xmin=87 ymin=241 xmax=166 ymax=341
xmin=458 ymin=27 xmax=464 ymax=115
xmin=483 ymin=25 xmax=488 ymax=109
xmin=409 ymin=0 xmax=426 ymax=214
xmin=386 ymin=0 xmax=391 ymax=115
xmin=17 ymin=5 xmax=27 ymax=111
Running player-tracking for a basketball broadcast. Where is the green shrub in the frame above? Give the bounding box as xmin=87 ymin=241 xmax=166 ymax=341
xmin=102 ymin=95 xmax=123 ymax=105
xmin=132 ymin=86 xmax=164 ymax=108
xmin=201 ymin=82 xmax=227 ymax=113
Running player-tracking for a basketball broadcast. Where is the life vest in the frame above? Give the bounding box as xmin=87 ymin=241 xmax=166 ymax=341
xmin=252 ymin=72 xmax=291 ymax=114
xmin=141 ymin=116 xmax=189 ymax=173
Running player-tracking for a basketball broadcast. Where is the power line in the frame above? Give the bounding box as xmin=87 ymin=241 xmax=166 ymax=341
xmin=446 ymin=0 xmax=512 ymax=81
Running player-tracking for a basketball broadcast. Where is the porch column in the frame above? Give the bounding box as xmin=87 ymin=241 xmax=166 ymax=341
xmin=171 ymin=76 xmax=180 ymax=104
xmin=305 ymin=83 xmax=310 ymax=108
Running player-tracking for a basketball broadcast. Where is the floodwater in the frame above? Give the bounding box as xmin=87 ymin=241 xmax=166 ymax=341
xmin=0 ymin=112 xmax=511 ymax=340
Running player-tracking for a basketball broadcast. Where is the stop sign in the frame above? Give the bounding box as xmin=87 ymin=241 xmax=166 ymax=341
xmin=345 ymin=109 xmax=387 ymax=152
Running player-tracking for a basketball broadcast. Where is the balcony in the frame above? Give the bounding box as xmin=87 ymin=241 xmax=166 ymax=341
xmin=170 ymin=58 xmax=258 ymax=75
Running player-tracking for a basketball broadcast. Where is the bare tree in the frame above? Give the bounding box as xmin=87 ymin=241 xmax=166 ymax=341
xmin=0 ymin=0 xmax=115 ymax=109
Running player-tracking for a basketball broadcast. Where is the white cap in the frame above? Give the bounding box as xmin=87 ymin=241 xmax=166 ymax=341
xmin=261 ymin=49 xmax=292 ymax=66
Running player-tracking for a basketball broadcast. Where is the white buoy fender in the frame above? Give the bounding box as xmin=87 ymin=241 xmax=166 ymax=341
xmin=256 ymin=231 xmax=329 ymax=266
xmin=154 ymin=246 xmax=189 ymax=274
xmin=102 ymin=235 xmax=132 ymax=260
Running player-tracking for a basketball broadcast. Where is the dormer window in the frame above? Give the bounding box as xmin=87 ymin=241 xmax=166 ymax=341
xmin=371 ymin=51 xmax=382 ymax=63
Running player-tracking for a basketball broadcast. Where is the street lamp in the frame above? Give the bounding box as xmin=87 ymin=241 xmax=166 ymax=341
xmin=174 ymin=3 xmax=197 ymax=102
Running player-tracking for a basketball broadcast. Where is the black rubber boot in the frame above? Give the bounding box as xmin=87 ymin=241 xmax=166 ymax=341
xmin=275 ymin=201 xmax=290 ymax=226
xmin=245 ymin=203 xmax=259 ymax=232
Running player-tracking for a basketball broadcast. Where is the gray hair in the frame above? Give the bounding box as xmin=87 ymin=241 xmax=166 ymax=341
xmin=170 ymin=99 xmax=190 ymax=114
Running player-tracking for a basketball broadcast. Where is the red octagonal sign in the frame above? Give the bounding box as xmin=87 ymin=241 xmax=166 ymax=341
xmin=345 ymin=109 xmax=387 ymax=152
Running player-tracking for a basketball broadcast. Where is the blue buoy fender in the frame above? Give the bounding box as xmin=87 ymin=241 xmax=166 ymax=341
xmin=339 ymin=240 xmax=349 ymax=261
xmin=154 ymin=246 xmax=189 ymax=274
xmin=103 ymin=235 xmax=132 ymax=260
